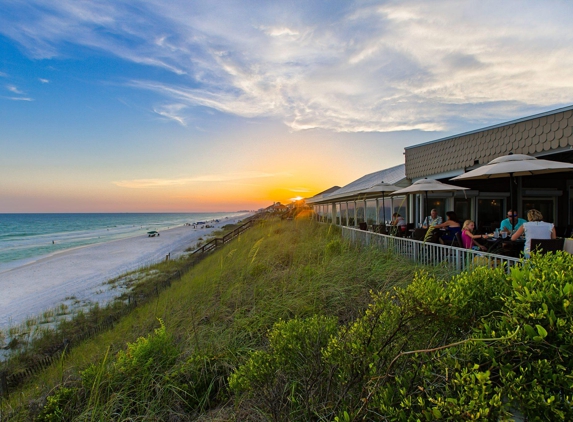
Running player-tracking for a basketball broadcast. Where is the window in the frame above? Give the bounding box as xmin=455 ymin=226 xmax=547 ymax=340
xmin=325 ymin=204 xmax=333 ymax=223
xmin=340 ymin=202 xmax=348 ymax=226
xmin=454 ymin=198 xmax=472 ymax=222
xmin=425 ymin=198 xmax=447 ymax=222
xmin=393 ymin=196 xmax=407 ymax=221
xmin=378 ymin=199 xmax=392 ymax=225
xmin=347 ymin=201 xmax=356 ymax=226
xmin=522 ymin=198 xmax=555 ymax=223
xmin=366 ymin=200 xmax=377 ymax=225
xmin=477 ymin=198 xmax=505 ymax=231
xmin=356 ymin=200 xmax=365 ymax=224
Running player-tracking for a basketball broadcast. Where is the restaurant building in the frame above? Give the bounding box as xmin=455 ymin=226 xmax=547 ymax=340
xmin=406 ymin=105 xmax=573 ymax=234
xmin=308 ymin=164 xmax=409 ymax=227
xmin=310 ymin=105 xmax=573 ymax=235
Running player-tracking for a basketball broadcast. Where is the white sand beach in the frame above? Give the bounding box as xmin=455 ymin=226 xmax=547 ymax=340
xmin=0 ymin=214 xmax=253 ymax=332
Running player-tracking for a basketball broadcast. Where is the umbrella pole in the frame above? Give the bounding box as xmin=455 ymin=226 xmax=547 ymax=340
xmin=510 ymin=173 xmax=515 ymax=232
xmin=382 ymin=193 xmax=386 ymax=225
xmin=425 ymin=191 xmax=428 ymax=225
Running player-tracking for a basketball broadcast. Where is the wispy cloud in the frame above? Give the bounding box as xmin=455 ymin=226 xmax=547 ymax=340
xmin=6 ymin=85 xmax=24 ymax=94
xmin=2 ymin=1 xmax=573 ymax=132
xmin=0 ymin=72 xmax=7 ymax=77
xmin=38 ymin=78 xmax=49 ymax=83
xmin=153 ymin=103 xmax=187 ymax=126
xmin=289 ymin=188 xmax=310 ymax=193
xmin=2 ymin=96 xmax=33 ymax=101
xmin=113 ymin=171 xmax=288 ymax=189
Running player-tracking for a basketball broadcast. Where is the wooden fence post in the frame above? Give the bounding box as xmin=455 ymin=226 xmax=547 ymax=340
xmin=0 ymin=370 xmax=8 ymax=398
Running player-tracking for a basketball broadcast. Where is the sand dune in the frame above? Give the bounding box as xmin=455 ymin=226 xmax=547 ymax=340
xmin=0 ymin=214 xmax=252 ymax=331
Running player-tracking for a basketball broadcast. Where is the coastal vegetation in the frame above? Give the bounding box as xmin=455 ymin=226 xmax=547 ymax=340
xmin=2 ymin=217 xmax=573 ymax=420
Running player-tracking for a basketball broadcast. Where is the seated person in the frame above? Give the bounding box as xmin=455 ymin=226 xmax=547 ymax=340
xmin=500 ymin=209 xmax=526 ymax=233
xmin=433 ymin=211 xmax=462 ymax=244
xmin=511 ymin=209 xmax=556 ymax=258
xmin=461 ymin=220 xmax=487 ymax=252
xmin=390 ymin=212 xmax=407 ymax=233
xmin=422 ymin=209 xmax=443 ymax=228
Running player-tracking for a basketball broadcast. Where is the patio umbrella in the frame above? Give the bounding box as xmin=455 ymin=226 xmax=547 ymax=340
xmin=450 ymin=153 xmax=573 ymax=230
xmin=390 ymin=179 xmax=468 ymax=223
xmin=362 ymin=182 xmax=399 ymax=224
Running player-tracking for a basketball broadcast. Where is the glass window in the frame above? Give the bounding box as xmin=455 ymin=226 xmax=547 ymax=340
xmin=424 ymin=198 xmax=446 ymax=222
xmin=522 ymin=198 xmax=555 ymax=223
xmin=454 ymin=198 xmax=471 ymax=222
xmin=325 ymin=204 xmax=333 ymax=223
xmin=347 ymin=201 xmax=356 ymax=226
xmin=378 ymin=199 xmax=392 ymax=225
xmin=393 ymin=196 xmax=407 ymax=221
xmin=366 ymin=200 xmax=377 ymax=225
xmin=356 ymin=200 xmax=365 ymax=224
xmin=335 ymin=203 xmax=341 ymax=225
xmin=477 ymin=198 xmax=505 ymax=231
xmin=340 ymin=202 xmax=347 ymax=226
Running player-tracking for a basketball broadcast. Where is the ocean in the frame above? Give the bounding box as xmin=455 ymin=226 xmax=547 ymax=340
xmin=0 ymin=212 xmax=249 ymax=272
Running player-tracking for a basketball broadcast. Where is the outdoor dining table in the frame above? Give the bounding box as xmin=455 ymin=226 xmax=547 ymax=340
xmin=485 ymin=236 xmax=525 ymax=257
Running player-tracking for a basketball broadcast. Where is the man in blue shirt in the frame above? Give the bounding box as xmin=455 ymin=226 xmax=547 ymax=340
xmin=500 ymin=209 xmax=526 ymax=233
xmin=422 ymin=209 xmax=443 ymax=228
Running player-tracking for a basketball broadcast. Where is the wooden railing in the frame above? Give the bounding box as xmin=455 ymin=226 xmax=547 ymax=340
xmin=191 ymin=218 xmax=257 ymax=256
xmin=342 ymin=226 xmax=520 ymax=273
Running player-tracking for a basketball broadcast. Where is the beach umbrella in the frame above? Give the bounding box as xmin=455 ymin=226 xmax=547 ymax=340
xmin=363 ymin=182 xmax=399 ymax=224
xmin=390 ymin=179 xmax=468 ymax=223
xmin=451 ymin=153 xmax=573 ymax=230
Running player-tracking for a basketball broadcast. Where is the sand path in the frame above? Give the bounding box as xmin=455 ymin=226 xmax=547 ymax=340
xmin=0 ymin=214 xmax=252 ymax=331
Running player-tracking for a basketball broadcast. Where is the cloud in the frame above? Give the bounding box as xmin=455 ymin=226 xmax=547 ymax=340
xmin=39 ymin=78 xmax=50 ymax=83
xmin=153 ymin=103 xmax=187 ymax=125
xmin=0 ymin=72 xmax=7 ymax=77
xmin=2 ymin=96 xmax=33 ymax=101
xmin=113 ymin=171 xmax=288 ymax=189
xmin=6 ymin=85 xmax=24 ymax=94
xmin=289 ymin=188 xmax=310 ymax=193
xmin=2 ymin=1 xmax=573 ymax=132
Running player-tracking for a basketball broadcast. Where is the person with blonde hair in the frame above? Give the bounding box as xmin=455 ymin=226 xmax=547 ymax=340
xmin=511 ymin=209 xmax=556 ymax=257
xmin=461 ymin=220 xmax=487 ymax=251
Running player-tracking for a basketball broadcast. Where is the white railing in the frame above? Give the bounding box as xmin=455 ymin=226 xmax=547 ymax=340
xmin=342 ymin=227 xmax=520 ymax=273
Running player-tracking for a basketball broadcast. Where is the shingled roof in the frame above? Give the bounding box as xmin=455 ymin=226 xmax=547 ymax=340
xmin=405 ymin=105 xmax=573 ymax=180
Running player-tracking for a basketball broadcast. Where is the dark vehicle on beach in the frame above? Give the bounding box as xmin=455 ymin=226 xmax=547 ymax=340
xmin=147 ymin=231 xmax=160 ymax=237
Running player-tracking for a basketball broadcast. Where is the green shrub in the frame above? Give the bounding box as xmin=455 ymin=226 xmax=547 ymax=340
xmin=231 ymin=252 xmax=573 ymax=420
xmin=36 ymin=387 xmax=80 ymax=422
xmin=229 ymin=315 xmax=338 ymax=420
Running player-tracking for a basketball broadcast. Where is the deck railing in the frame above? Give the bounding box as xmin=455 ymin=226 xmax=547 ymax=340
xmin=342 ymin=227 xmax=520 ymax=273
xmin=191 ymin=218 xmax=257 ymax=256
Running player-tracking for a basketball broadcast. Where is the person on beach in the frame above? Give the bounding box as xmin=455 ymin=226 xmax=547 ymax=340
xmin=434 ymin=211 xmax=462 ymax=244
xmin=461 ymin=220 xmax=487 ymax=251
xmin=511 ymin=209 xmax=556 ymax=258
xmin=500 ymin=209 xmax=526 ymax=233
xmin=422 ymin=209 xmax=442 ymax=228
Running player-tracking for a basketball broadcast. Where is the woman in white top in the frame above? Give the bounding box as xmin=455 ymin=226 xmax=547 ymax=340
xmin=511 ymin=209 xmax=556 ymax=258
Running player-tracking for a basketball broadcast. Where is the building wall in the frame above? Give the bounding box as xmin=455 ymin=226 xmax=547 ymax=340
xmin=405 ymin=108 xmax=573 ymax=180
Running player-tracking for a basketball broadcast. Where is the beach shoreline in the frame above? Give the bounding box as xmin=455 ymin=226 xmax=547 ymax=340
xmin=0 ymin=213 xmax=254 ymax=332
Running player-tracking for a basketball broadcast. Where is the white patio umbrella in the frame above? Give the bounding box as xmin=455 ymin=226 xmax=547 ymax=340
xmin=390 ymin=179 xmax=468 ymax=223
xmin=362 ymin=182 xmax=399 ymax=224
xmin=451 ymin=153 xmax=573 ymax=230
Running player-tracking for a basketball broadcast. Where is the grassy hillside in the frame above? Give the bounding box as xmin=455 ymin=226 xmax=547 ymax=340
xmin=4 ymin=217 xmax=572 ymax=421
xmin=2 ymin=217 xmax=424 ymax=420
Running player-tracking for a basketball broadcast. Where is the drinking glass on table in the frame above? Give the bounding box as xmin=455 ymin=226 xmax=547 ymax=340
xmin=501 ymin=231 xmax=507 ymax=239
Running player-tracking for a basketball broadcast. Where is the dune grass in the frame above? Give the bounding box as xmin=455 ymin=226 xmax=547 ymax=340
xmin=2 ymin=217 xmax=431 ymax=420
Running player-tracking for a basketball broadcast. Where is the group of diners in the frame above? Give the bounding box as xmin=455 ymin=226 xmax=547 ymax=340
xmin=390 ymin=208 xmax=556 ymax=257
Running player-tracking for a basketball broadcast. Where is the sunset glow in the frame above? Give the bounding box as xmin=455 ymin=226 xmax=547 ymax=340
xmin=1 ymin=1 xmax=573 ymax=212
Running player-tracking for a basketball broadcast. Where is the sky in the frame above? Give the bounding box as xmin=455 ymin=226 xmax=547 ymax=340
xmin=2 ymin=0 xmax=573 ymax=212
